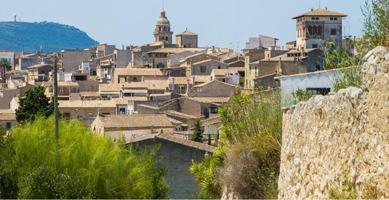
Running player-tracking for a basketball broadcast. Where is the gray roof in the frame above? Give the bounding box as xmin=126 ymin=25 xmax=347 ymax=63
xmin=127 ymin=133 xmax=216 ymax=152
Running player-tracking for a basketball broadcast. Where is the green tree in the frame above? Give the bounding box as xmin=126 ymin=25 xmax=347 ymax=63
xmin=0 ymin=117 xmax=169 ymax=199
xmin=323 ymin=40 xmax=362 ymax=92
xmin=362 ymin=0 xmax=389 ymax=50
xmin=191 ymin=120 xmax=204 ymax=142
xmin=15 ymin=86 xmax=54 ymax=123
xmin=191 ymin=92 xmax=282 ymax=199
xmin=0 ymin=58 xmax=12 ymax=83
xmin=323 ymin=40 xmax=360 ymax=70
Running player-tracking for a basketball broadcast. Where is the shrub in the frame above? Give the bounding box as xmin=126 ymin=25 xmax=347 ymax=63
xmin=292 ymin=89 xmax=314 ymax=103
xmin=191 ymin=120 xmax=204 ymax=142
xmin=191 ymin=92 xmax=282 ymax=199
xmin=0 ymin=117 xmax=168 ymax=199
xmin=15 ymin=86 xmax=54 ymax=123
xmin=362 ymin=0 xmax=389 ymax=49
xmin=333 ymin=67 xmax=363 ymax=92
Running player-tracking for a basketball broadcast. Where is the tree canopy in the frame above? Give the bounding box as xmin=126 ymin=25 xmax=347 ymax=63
xmin=191 ymin=120 xmax=204 ymax=142
xmin=0 ymin=117 xmax=169 ymax=199
xmin=15 ymin=86 xmax=54 ymax=123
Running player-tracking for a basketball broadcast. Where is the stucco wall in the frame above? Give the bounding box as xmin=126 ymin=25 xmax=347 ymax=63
xmin=278 ymin=46 xmax=389 ymax=199
xmin=279 ymin=68 xmax=342 ymax=106
xmin=131 ymin=138 xmax=208 ymax=199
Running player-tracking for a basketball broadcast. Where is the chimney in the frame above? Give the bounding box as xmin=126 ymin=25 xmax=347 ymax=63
xmin=171 ymin=77 xmax=175 ymax=91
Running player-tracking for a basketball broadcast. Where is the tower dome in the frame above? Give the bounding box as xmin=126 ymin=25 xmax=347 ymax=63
xmin=156 ymin=10 xmax=170 ymax=25
xmin=153 ymin=9 xmax=173 ymax=44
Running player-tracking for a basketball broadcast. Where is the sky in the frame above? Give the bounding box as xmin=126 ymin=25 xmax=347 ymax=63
xmin=0 ymin=0 xmax=366 ymax=50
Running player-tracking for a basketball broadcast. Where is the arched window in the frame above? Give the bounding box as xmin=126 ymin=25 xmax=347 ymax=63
xmin=313 ymin=26 xmax=318 ymax=36
xmin=307 ymin=26 xmax=313 ymax=37
xmin=163 ymin=26 xmax=167 ymax=31
xmin=318 ymin=26 xmax=323 ymax=36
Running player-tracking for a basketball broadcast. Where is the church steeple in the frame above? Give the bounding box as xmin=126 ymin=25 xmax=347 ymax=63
xmin=154 ymin=9 xmax=173 ymax=44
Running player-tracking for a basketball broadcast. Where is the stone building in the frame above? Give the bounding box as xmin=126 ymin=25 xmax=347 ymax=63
xmin=0 ymin=109 xmax=16 ymax=130
xmin=154 ymin=9 xmax=173 ymax=44
xmin=60 ymin=50 xmax=92 ymax=72
xmin=293 ymin=8 xmax=347 ymax=49
xmin=244 ymin=48 xmax=324 ymax=89
xmin=176 ymin=28 xmax=198 ymax=48
xmin=245 ymin=34 xmax=278 ymax=49
xmin=27 ymin=63 xmax=52 ymax=84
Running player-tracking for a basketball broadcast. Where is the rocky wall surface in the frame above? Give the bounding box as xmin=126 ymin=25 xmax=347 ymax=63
xmin=278 ymin=46 xmax=389 ymax=199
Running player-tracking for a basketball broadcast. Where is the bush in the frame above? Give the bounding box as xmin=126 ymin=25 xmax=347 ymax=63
xmin=15 ymin=86 xmax=54 ymax=123
xmin=333 ymin=67 xmax=363 ymax=92
xmin=0 ymin=117 xmax=168 ymax=199
xmin=191 ymin=120 xmax=204 ymax=142
xmin=292 ymin=89 xmax=314 ymax=103
xmin=191 ymin=92 xmax=282 ymax=199
xmin=362 ymin=0 xmax=389 ymax=49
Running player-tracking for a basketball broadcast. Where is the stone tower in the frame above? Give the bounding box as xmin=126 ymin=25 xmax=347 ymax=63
xmin=293 ymin=8 xmax=347 ymax=49
xmin=154 ymin=9 xmax=173 ymax=44
xmin=176 ymin=28 xmax=198 ymax=48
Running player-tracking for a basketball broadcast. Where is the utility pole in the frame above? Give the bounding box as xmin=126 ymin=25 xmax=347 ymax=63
xmin=53 ymin=54 xmax=59 ymax=142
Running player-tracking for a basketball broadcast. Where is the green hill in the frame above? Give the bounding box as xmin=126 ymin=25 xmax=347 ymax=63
xmin=0 ymin=21 xmax=98 ymax=52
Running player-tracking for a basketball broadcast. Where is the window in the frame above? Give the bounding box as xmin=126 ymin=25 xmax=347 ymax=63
xmin=123 ymin=93 xmax=134 ymax=97
xmin=313 ymin=26 xmax=317 ymax=35
xmin=156 ymin=63 xmax=165 ymax=68
xmin=6 ymin=122 xmax=11 ymax=130
xmin=200 ymin=66 xmax=206 ymax=73
xmin=307 ymin=25 xmax=313 ymax=36
xmin=118 ymin=107 xmax=126 ymax=115
xmin=331 ymin=29 xmax=337 ymax=35
xmin=312 ymin=44 xmax=318 ymax=48
xmin=210 ymin=106 xmax=218 ymax=114
xmin=318 ymin=26 xmax=323 ymax=36
xmin=63 ymin=113 xmax=70 ymax=118
xmin=306 ymin=88 xmax=331 ymax=96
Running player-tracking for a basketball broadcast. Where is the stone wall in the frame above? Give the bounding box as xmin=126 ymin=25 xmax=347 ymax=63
xmin=278 ymin=46 xmax=389 ymax=198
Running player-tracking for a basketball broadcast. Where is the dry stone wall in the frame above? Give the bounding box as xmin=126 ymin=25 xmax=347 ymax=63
xmin=278 ymin=46 xmax=389 ymax=199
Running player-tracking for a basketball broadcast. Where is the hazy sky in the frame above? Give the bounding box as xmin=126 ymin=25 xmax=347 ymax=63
xmin=0 ymin=0 xmax=366 ymax=49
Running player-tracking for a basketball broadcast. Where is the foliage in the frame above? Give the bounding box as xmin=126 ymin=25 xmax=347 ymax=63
xmin=322 ymin=40 xmax=363 ymax=91
xmin=329 ymin=180 xmax=358 ymax=199
xmin=323 ymin=40 xmax=360 ymax=70
xmin=292 ymin=89 xmax=313 ymax=103
xmin=191 ymin=92 xmax=282 ymax=199
xmin=190 ymin=147 xmax=225 ymax=198
xmin=0 ymin=117 xmax=168 ymax=199
xmin=191 ymin=120 xmax=204 ymax=142
xmin=362 ymin=0 xmax=389 ymax=49
xmin=15 ymin=86 xmax=54 ymax=123
xmin=334 ymin=67 xmax=363 ymax=92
